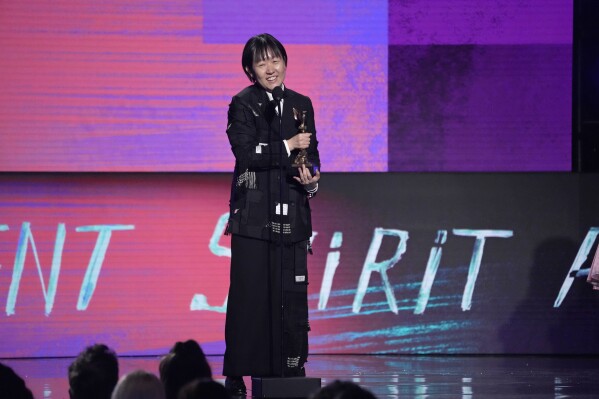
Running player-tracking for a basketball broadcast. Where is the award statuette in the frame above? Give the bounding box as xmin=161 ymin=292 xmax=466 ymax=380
xmin=292 ymin=107 xmax=313 ymax=169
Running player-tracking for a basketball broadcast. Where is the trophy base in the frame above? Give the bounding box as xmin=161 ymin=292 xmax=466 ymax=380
xmin=291 ymin=162 xmax=313 ymax=168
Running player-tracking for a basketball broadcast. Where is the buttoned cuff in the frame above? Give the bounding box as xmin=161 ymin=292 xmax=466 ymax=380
xmin=306 ymin=182 xmax=318 ymax=199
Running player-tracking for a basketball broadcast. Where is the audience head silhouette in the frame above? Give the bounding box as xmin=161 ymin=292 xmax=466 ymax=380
xmin=111 ymin=370 xmax=165 ymax=399
xmin=0 ymin=362 xmax=34 ymax=399
xmin=178 ymin=378 xmax=230 ymax=399
xmin=310 ymin=380 xmax=377 ymax=399
xmin=159 ymin=340 xmax=212 ymax=399
xmin=68 ymin=343 xmax=119 ymax=399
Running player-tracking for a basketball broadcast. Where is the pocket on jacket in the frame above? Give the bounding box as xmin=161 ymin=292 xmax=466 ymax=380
xmin=245 ymin=189 xmax=266 ymax=225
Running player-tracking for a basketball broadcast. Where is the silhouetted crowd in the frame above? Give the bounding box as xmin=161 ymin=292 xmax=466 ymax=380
xmin=0 ymin=340 xmax=377 ymax=399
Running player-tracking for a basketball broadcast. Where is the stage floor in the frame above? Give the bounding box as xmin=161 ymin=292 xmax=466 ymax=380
xmin=3 ymin=354 xmax=598 ymax=398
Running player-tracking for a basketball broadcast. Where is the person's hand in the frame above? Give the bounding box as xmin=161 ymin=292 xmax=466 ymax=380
xmin=294 ymin=164 xmax=320 ymax=190
xmin=287 ymin=133 xmax=312 ymax=151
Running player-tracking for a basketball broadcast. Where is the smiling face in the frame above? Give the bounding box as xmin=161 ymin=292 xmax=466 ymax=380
xmin=248 ymin=51 xmax=287 ymax=92
xmin=241 ymin=34 xmax=288 ymax=90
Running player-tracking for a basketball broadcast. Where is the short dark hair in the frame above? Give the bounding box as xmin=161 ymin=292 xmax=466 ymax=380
xmin=0 ymin=362 xmax=34 ymax=399
xmin=68 ymin=344 xmax=119 ymax=399
xmin=159 ymin=340 xmax=212 ymax=399
xmin=178 ymin=378 xmax=230 ymax=399
xmin=309 ymin=380 xmax=377 ymax=399
xmin=112 ymin=370 xmax=165 ymax=399
xmin=241 ymin=33 xmax=288 ymax=83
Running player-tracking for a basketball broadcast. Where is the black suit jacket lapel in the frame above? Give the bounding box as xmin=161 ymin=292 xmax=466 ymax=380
xmin=252 ymin=87 xmax=269 ymax=120
xmin=250 ymin=85 xmax=297 ymax=140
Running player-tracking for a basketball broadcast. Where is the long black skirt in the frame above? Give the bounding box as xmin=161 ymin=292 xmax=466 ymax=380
xmin=223 ymin=234 xmax=309 ymax=377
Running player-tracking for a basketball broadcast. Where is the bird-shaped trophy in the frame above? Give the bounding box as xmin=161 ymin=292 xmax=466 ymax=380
xmin=292 ymin=107 xmax=313 ymax=169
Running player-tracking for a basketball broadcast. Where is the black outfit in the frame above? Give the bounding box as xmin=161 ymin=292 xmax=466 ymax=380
xmin=223 ymin=84 xmax=320 ymax=377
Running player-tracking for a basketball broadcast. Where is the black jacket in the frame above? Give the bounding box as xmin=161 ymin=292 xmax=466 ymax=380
xmin=226 ymin=84 xmax=320 ymax=243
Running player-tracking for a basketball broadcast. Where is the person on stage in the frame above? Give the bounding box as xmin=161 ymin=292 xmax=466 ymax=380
xmin=223 ymin=33 xmax=321 ymax=396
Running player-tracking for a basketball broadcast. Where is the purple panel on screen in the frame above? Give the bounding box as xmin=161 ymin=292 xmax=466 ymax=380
xmin=390 ymin=0 xmax=573 ymax=45
xmin=202 ymin=0 xmax=387 ymax=44
xmin=388 ymin=45 xmax=571 ymax=171
xmin=0 ymin=0 xmax=386 ymax=172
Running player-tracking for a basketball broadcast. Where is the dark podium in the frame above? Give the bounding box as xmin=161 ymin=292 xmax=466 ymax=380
xmin=252 ymin=376 xmax=321 ymax=398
